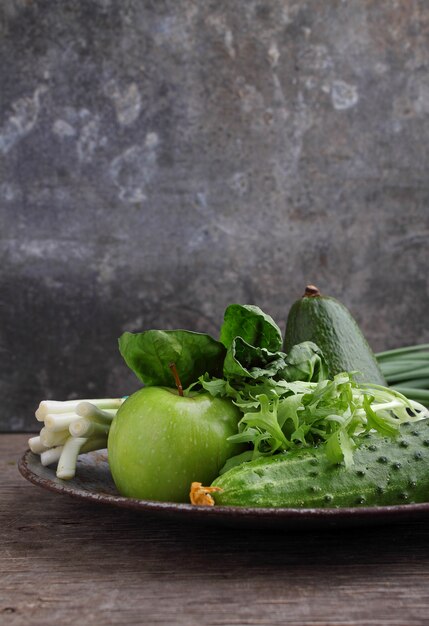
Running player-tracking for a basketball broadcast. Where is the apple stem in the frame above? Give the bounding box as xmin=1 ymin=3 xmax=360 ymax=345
xmin=169 ymin=362 xmax=184 ymax=396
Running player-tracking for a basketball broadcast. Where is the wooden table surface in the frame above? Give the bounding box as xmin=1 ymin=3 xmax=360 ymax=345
xmin=2 ymin=434 xmax=429 ymax=626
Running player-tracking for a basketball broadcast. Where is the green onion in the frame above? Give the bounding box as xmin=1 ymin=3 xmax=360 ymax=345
xmin=56 ymin=436 xmax=109 ymax=479
xmin=76 ymin=402 xmax=116 ymax=424
xmin=29 ymin=397 xmax=124 ymax=480
xmin=35 ymin=398 xmax=123 ymax=421
xmin=39 ymin=427 xmax=70 ymax=448
xmin=389 ymin=387 xmax=429 ymax=402
xmin=376 ymin=344 xmax=429 ymax=359
xmin=28 ymin=436 xmax=49 ymax=454
xmin=69 ymin=417 xmax=110 ymax=438
xmin=392 ymin=378 xmax=429 ymax=389
xmin=383 ymin=367 xmax=429 ymax=384
xmin=376 ymin=344 xmax=429 ymax=407
xmin=56 ymin=437 xmax=88 ymax=479
xmin=379 ymin=361 xmax=429 ymax=374
xmin=44 ymin=412 xmax=82 ymax=432
xmin=41 ymin=446 xmax=64 ymax=467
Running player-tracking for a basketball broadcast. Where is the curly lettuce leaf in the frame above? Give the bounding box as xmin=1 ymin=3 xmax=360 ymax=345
xmin=325 ymin=429 xmax=355 ymax=467
xmin=229 ymin=394 xmax=289 ymax=454
xmin=210 ymin=372 xmax=426 ymax=472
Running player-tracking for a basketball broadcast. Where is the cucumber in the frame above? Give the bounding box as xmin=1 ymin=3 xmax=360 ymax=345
xmin=212 ymin=419 xmax=429 ymax=508
xmin=284 ymin=285 xmax=386 ymax=385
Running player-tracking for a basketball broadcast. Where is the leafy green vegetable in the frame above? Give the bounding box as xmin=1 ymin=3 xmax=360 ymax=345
xmin=220 ymin=304 xmax=282 ymax=352
xmin=325 ymin=429 xmax=355 ymax=467
xmin=118 ymin=330 xmax=226 ymax=388
xmin=201 ymin=372 xmax=426 ymax=470
xmin=223 ymin=338 xmax=287 ymax=380
xmin=118 ymin=304 xmax=428 ymax=473
xmin=223 ymin=334 xmax=326 ymax=383
xmin=282 ymin=342 xmax=329 ymax=382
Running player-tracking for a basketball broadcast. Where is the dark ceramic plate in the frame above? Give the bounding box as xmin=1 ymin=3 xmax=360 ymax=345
xmin=18 ymin=449 xmax=429 ymax=529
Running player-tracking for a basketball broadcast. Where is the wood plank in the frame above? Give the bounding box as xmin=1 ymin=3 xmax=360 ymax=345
xmin=2 ymin=434 xmax=429 ymax=625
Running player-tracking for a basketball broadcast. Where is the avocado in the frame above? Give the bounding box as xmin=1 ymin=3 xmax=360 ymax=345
xmin=284 ymin=285 xmax=387 ymax=385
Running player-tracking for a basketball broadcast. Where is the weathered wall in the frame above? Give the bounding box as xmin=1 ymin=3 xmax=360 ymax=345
xmin=1 ymin=0 xmax=428 ymax=430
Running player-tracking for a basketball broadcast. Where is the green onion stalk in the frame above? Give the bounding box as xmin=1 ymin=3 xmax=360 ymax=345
xmin=29 ymin=398 xmax=125 ymax=480
xmin=376 ymin=344 xmax=429 ymax=407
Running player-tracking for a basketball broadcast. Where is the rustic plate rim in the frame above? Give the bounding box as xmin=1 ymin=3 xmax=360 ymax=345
xmin=17 ymin=449 xmax=429 ymax=523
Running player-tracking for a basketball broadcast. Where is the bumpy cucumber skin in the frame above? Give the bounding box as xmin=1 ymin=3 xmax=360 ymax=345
xmin=212 ymin=420 xmax=429 ymax=508
xmin=284 ymin=295 xmax=387 ymax=385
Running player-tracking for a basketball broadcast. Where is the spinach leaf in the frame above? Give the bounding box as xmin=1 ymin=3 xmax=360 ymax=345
xmin=223 ymin=337 xmax=287 ymax=380
xmin=220 ymin=304 xmax=282 ymax=352
xmin=119 ymin=330 xmax=226 ymax=388
xmin=282 ymin=341 xmax=329 ymax=382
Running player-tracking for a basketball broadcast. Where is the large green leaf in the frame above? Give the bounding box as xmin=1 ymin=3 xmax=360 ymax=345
xmin=282 ymin=341 xmax=329 ymax=382
xmin=220 ymin=304 xmax=283 ymax=352
xmin=223 ymin=337 xmax=287 ymax=380
xmin=118 ymin=330 xmax=226 ymax=388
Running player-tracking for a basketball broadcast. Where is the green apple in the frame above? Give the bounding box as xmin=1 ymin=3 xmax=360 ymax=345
xmin=107 ymin=387 xmax=243 ymax=502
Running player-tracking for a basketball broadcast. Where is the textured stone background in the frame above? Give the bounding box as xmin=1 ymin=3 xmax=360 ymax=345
xmin=1 ymin=0 xmax=428 ymax=430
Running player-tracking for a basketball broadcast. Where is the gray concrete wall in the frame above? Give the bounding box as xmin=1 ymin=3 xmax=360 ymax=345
xmin=1 ymin=0 xmax=428 ymax=430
